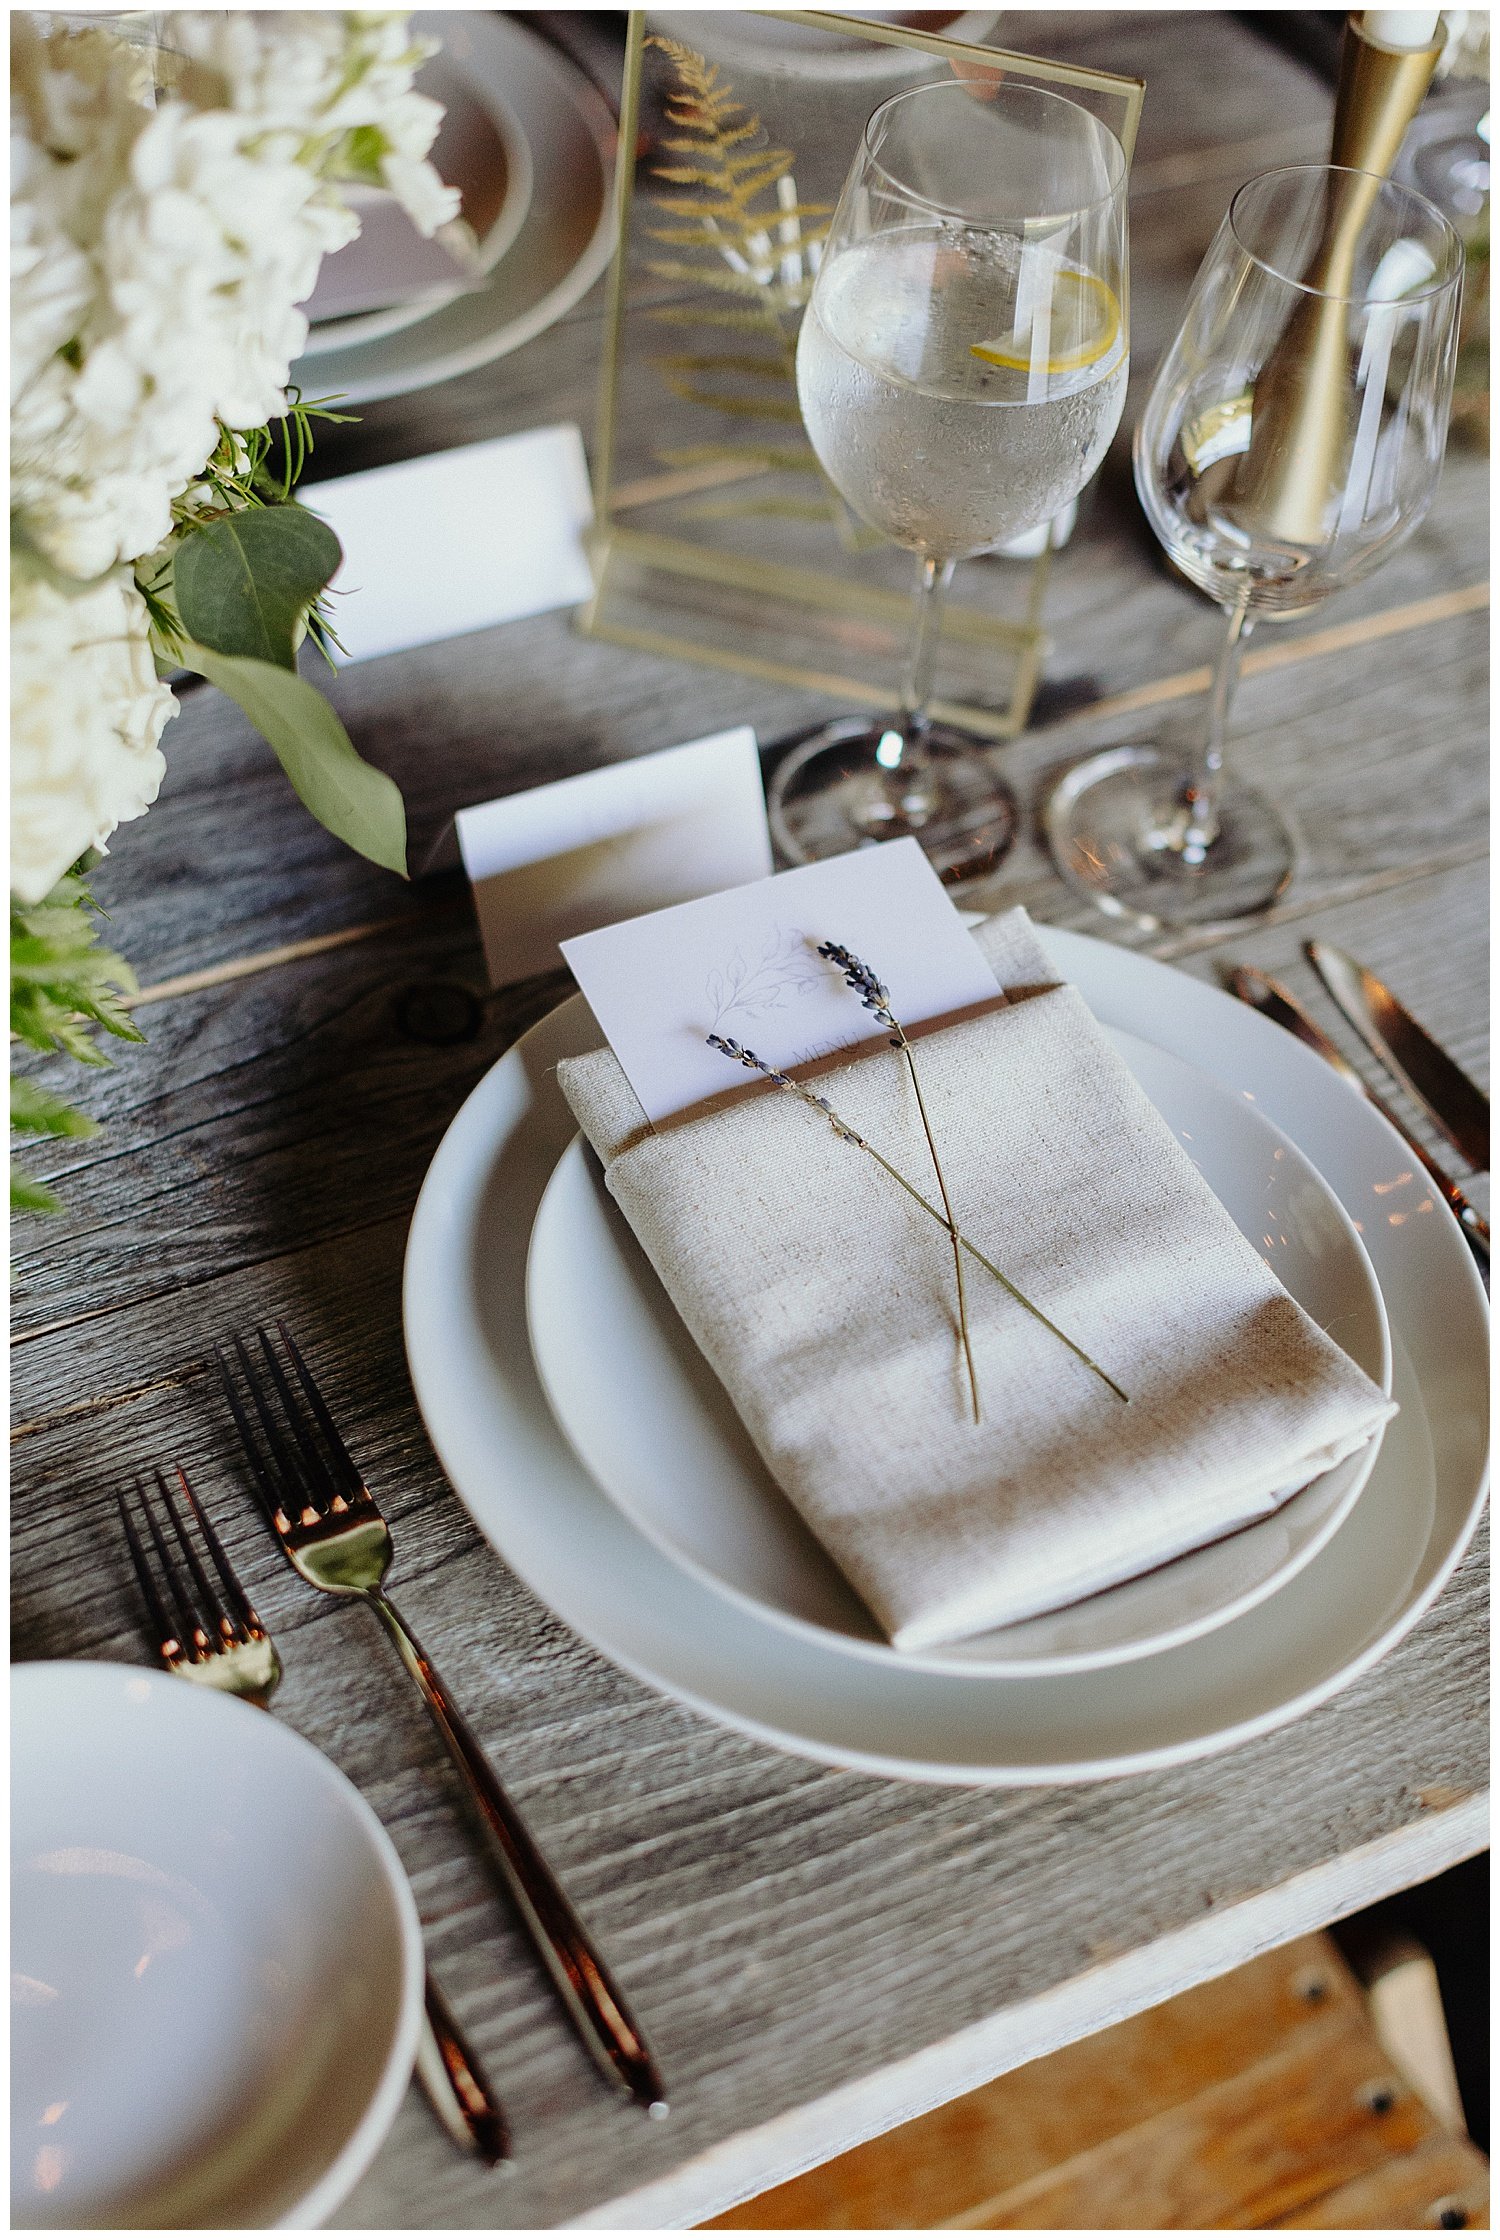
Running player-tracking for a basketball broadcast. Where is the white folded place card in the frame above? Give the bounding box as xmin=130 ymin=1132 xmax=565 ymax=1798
xmin=305 ymin=424 xmax=595 ymax=664
xmin=560 ymin=836 xmax=1003 ymax=1125
xmin=456 ymin=726 xmax=773 ymax=989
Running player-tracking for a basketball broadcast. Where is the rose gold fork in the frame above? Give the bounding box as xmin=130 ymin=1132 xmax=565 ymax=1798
xmin=118 ymin=1463 xmax=510 ymax=2165
xmin=217 ymin=1322 xmax=667 ymax=2117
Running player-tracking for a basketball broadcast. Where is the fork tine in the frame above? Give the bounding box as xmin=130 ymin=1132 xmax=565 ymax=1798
xmin=255 ymin=1325 xmax=345 ymax=1514
xmin=219 ymin=1335 xmax=311 ymax=1524
xmin=118 ymin=1486 xmax=182 ymax=1660
xmin=274 ymin=1320 xmax=368 ymax=1507
xmin=172 ymin=1465 xmax=262 ymax=1639
xmin=157 ymin=1465 xmax=244 ymax=1646
xmin=137 ymin=1475 xmax=209 ymax=1656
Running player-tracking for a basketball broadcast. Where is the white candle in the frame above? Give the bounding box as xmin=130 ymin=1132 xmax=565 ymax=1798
xmin=1360 ymin=10 xmax=1441 ymax=49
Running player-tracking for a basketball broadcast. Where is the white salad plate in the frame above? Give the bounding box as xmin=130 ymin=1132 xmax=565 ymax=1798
xmin=298 ymin=52 xmax=535 ymax=357
xmin=289 ymin=14 xmax=616 ymax=405
xmin=11 ymin=1663 xmax=424 ymax=2231
xmin=402 ymin=923 xmax=1488 ymax=1785
xmin=526 ymin=1030 xmax=1392 ymax=1675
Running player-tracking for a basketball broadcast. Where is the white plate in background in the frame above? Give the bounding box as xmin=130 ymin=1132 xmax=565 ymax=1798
xmin=298 ymin=56 xmax=535 ymax=356
xmin=291 ymin=14 xmax=616 ymax=405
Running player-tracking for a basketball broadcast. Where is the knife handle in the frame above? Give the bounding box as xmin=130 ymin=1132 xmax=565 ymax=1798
xmin=1388 ymin=1116 xmax=1489 ymax=1269
xmin=1452 ymin=1198 xmax=1490 ymax=1280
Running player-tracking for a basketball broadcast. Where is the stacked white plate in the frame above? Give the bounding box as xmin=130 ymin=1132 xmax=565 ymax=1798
xmin=291 ymin=14 xmax=616 ymax=406
xmin=402 ymin=924 xmax=1488 ymax=1783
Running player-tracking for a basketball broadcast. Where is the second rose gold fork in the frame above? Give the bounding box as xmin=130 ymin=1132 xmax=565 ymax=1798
xmin=217 ymin=1321 xmax=667 ymax=2117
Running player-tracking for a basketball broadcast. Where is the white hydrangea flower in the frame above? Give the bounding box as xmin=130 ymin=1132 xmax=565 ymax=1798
xmin=10 ymin=11 xmax=459 ymax=576
xmin=11 ymin=565 xmax=178 ymax=905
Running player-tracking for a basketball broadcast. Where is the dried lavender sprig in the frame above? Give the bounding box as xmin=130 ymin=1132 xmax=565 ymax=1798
xmin=816 ymin=943 xmax=899 ymax=1041
xmin=707 ymin=1034 xmax=1127 ymax=1405
xmin=818 ymin=941 xmax=978 ymax=1423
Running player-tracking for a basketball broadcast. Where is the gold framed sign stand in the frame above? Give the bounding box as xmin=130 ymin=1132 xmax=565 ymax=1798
xmin=580 ymin=10 xmax=1143 ymax=739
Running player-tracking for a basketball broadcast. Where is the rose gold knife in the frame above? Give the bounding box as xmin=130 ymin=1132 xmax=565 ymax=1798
xmin=1226 ymin=965 xmax=1489 ymax=1268
xmin=1304 ymin=942 xmax=1489 ymax=1174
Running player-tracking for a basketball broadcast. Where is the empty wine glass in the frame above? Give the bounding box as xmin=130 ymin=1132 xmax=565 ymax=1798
xmin=767 ymin=77 xmax=1129 ymax=884
xmin=1045 ymin=164 xmax=1463 ymax=930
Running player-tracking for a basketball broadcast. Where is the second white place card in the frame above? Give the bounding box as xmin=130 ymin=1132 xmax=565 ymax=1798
xmin=306 ymin=424 xmax=595 ymax=663
xmin=456 ymin=726 xmax=772 ymax=988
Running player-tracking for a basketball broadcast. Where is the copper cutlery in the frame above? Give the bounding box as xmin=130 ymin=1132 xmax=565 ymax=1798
xmin=217 ymin=1321 xmax=667 ymax=2118
xmin=1305 ymin=941 xmax=1490 ymax=1175
xmin=1225 ymin=964 xmax=1489 ymax=1269
xmin=118 ymin=1464 xmax=511 ymax=2166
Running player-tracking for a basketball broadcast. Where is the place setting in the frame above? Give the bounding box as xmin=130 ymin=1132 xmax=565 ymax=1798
xmin=406 ymin=832 xmax=1487 ymax=1786
xmin=10 ymin=5 xmax=1489 ymax=2229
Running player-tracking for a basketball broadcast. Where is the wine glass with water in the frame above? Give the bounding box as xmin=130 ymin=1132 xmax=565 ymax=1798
xmin=767 ymin=77 xmax=1129 ymax=883
xmin=1043 ymin=164 xmax=1463 ymax=930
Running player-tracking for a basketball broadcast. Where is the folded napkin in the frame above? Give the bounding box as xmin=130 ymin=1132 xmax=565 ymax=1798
xmin=556 ymin=908 xmax=1395 ymax=1652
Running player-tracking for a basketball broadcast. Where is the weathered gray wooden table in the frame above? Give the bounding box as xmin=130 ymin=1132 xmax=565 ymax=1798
xmin=12 ymin=13 xmax=1487 ymax=2229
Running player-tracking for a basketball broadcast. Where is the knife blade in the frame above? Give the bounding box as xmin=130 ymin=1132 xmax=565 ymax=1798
xmin=1305 ymin=942 xmax=1490 ymax=1173
xmin=1226 ymin=965 xmax=1489 ymax=1268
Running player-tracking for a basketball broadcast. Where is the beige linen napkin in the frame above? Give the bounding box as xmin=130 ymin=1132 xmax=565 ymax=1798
xmin=555 ymin=907 xmax=1394 ymax=1652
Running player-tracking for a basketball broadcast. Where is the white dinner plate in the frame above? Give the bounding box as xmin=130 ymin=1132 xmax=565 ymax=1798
xmin=298 ymin=52 xmax=535 ymax=356
xmin=402 ymin=923 xmax=1488 ymax=1784
xmin=11 ymin=1663 xmax=424 ymax=2230
xmin=290 ymin=14 xmax=616 ymax=405
xmin=526 ymin=1030 xmax=1391 ymax=1674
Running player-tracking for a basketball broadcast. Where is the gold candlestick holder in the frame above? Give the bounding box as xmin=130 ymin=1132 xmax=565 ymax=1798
xmin=1229 ymin=13 xmax=1443 ymax=548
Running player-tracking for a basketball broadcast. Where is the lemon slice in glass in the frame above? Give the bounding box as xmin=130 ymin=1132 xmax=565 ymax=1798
xmin=971 ymin=271 xmax=1122 ymax=377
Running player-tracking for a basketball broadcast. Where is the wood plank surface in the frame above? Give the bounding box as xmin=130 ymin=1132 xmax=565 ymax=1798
xmin=712 ymin=1932 xmax=1490 ymax=2231
xmin=11 ymin=11 xmax=1488 ymax=2229
xmin=707 ymin=1936 xmax=1376 ymax=2228
xmin=1282 ymin=2135 xmax=1490 ymax=2228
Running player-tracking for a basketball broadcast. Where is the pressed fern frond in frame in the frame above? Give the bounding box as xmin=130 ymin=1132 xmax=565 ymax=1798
xmin=640 ymin=34 xmax=847 ymax=528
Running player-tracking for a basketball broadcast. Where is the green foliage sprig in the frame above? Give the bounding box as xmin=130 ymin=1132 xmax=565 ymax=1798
xmin=13 ymin=394 xmax=409 ymax=1214
xmin=11 ymin=866 xmax=142 ymax=1212
xmin=137 ymin=390 xmax=407 ymax=879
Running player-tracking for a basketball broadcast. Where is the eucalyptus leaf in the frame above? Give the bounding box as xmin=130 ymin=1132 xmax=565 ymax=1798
xmin=173 ymin=505 xmax=342 ymax=669
xmin=183 ymin=645 xmax=408 ymax=877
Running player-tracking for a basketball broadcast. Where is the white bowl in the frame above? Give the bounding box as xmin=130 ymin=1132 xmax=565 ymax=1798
xmin=11 ymin=1663 xmax=424 ymax=2231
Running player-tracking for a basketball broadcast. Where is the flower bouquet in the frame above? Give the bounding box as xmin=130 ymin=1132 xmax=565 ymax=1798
xmin=10 ymin=10 xmax=461 ymax=1208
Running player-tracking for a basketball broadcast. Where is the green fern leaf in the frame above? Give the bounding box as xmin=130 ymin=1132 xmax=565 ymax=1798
xmin=11 ymin=1164 xmax=61 ymax=1214
xmin=11 ymin=1076 xmax=100 ymax=1141
xmin=10 ymin=866 xmax=145 ymax=1212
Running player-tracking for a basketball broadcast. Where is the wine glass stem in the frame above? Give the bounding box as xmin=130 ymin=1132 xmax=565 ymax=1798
xmin=1179 ymin=584 xmax=1253 ymax=862
xmin=883 ymin=554 xmax=955 ymax=772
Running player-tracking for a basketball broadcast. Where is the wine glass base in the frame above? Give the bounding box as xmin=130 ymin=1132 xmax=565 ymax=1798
xmin=767 ymin=717 xmax=1019 ymax=888
xmin=1043 ymin=744 xmax=1296 ymax=932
